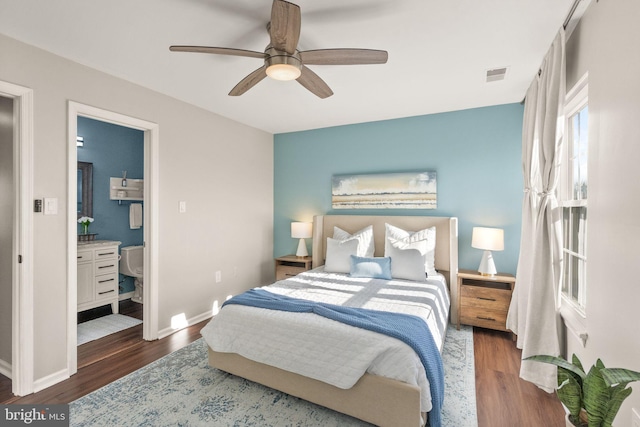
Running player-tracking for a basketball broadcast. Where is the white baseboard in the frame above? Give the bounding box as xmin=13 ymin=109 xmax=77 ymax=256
xmin=0 ymin=358 xmax=12 ymax=379
xmin=157 ymin=310 xmax=213 ymax=340
xmin=119 ymin=291 xmax=135 ymax=301
xmin=29 ymin=310 xmax=211 ymax=392
xmin=33 ymin=368 xmax=69 ymax=393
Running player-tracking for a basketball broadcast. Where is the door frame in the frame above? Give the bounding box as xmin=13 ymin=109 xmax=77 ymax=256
xmin=67 ymin=101 xmax=159 ymax=375
xmin=0 ymin=80 xmax=34 ymax=396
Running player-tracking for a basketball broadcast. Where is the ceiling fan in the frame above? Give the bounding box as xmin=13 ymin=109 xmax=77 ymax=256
xmin=169 ymin=0 xmax=388 ymax=99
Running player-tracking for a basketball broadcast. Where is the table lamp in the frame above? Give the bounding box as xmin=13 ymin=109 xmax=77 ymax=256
xmin=291 ymin=222 xmax=312 ymax=257
xmin=471 ymin=227 xmax=504 ymax=276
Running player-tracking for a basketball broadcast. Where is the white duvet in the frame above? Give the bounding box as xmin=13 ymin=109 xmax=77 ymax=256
xmin=200 ymin=267 xmax=450 ymax=413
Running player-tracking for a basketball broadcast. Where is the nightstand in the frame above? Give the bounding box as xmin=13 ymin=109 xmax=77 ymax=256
xmin=275 ymin=255 xmax=313 ymax=281
xmin=457 ymin=268 xmax=516 ymax=332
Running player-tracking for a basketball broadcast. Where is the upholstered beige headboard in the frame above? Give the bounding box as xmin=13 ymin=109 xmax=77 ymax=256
xmin=311 ymin=215 xmax=459 ymax=324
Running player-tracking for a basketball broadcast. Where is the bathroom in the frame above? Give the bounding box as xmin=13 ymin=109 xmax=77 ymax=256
xmin=76 ymin=116 xmax=144 ymax=340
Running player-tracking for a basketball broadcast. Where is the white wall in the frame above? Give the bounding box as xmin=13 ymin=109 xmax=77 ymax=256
xmin=564 ymin=1 xmax=640 ymax=426
xmin=0 ymin=33 xmax=273 ymax=385
xmin=0 ymin=95 xmax=13 ymax=368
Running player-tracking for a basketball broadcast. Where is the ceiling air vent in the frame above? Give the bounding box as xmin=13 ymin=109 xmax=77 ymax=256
xmin=486 ymin=67 xmax=508 ymax=82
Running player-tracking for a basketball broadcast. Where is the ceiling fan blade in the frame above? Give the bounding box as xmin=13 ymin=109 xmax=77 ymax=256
xmin=170 ymin=46 xmax=266 ymax=59
xmin=269 ymin=0 xmax=301 ymax=55
xmin=300 ymin=49 xmax=388 ymax=65
xmin=229 ymin=65 xmax=268 ymax=96
xmin=296 ymin=66 xmax=333 ymax=99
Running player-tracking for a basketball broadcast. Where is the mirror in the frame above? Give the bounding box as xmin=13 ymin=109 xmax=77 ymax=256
xmin=77 ymin=161 xmax=93 ymax=219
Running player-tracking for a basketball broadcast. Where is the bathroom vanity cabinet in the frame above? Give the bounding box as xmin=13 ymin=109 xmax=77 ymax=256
xmin=77 ymin=241 xmax=121 ymax=313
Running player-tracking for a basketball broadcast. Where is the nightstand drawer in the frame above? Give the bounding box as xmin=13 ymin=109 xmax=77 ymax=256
xmin=460 ymin=306 xmax=508 ymax=330
xmin=275 ymin=255 xmax=312 ymax=281
xmin=276 ymin=265 xmax=305 ymax=280
xmin=461 ymin=284 xmax=511 ymax=310
xmin=456 ymin=269 xmax=516 ymax=332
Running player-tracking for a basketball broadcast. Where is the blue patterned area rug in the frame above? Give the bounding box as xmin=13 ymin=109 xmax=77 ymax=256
xmin=70 ymin=325 xmax=477 ymax=426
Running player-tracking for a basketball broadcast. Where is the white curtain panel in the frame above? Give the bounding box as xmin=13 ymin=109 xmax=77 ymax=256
xmin=507 ymin=78 xmax=539 ymax=341
xmin=506 ymin=28 xmax=566 ymax=392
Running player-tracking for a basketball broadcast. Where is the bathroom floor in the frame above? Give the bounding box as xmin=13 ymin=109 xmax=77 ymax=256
xmin=77 ymin=299 xmax=144 ymax=370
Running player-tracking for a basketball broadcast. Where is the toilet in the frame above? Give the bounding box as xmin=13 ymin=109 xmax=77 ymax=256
xmin=120 ymin=245 xmax=144 ymax=304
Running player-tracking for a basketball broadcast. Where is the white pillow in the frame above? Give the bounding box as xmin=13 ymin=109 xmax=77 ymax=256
xmin=324 ymin=237 xmax=359 ymax=274
xmin=386 ymin=244 xmax=427 ymax=281
xmin=384 ymin=223 xmax=437 ymax=276
xmin=333 ymin=225 xmax=375 ymax=258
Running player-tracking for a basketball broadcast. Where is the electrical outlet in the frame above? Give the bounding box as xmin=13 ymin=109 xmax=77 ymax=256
xmin=215 ymin=271 xmax=222 ymax=283
xmin=632 ymin=408 xmax=640 ymax=427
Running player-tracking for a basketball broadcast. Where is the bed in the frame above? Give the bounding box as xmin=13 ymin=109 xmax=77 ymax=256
xmin=201 ymin=215 xmax=459 ymax=427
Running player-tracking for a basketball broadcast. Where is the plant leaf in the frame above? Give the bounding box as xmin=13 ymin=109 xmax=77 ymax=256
xmin=525 ymin=355 xmax=587 ymax=380
xmin=572 ymin=354 xmax=585 ymax=373
xmin=603 ymin=386 xmax=632 ymax=427
xmin=584 ymin=362 xmax=608 ymax=426
xmin=601 ymin=368 xmax=640 ymax=387
xmin=557 ymin=368 xmax=583 ymax=417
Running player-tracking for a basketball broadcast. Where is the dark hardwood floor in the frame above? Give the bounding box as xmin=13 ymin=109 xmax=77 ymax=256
xmin=1 ymin=302 xmax=565 ymax=425
xmin=474 ymin=328 xmax=565 ymax=426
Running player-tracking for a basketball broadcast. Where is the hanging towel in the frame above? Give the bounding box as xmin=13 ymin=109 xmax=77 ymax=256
xmin=129 ymin=203 xmax=143 ymax=229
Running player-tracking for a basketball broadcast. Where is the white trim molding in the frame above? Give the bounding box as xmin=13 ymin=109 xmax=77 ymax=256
xmin=67 ymin=101 xmax=160 ymax=377
xmin=33 ymin=368 xmax=69 ymax=393
xmin=118 ymin=292 xmax=135 ymax=301
xmin=0 ymin=80 xmax=35 ymax=396
xmin=560 ymin=297 xmax=588 ymax=347
xmin=157 ymin=311 xmax=214 ymax=340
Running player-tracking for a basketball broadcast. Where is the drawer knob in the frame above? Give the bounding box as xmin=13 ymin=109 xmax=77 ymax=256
xmin=98 ymin=289 xmax=115 ymax=295
xmin=477 ymin=297 xmax=496 ymax=301
xmin=477 ymin=316 xmax=496 ymax=322
xmin=98 ymin=278 xmax=115 ymax=284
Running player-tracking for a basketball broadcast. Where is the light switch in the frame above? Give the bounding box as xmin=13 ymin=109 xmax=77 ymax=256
xmin=43 ymin=198 xmax=58 ymax=215
xmin=179 ymin=201 xmax=187 ymax=213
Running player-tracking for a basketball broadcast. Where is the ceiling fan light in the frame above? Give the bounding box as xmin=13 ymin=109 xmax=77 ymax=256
xmin=266 ymin=63 xmax=301 ymax=81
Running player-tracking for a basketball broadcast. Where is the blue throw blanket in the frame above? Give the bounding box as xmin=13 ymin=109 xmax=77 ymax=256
xmin=223 ymin=288 xmax=445 ymax=427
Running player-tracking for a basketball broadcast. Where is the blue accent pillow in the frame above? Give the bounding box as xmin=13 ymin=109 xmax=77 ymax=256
xmin=349 ymin=255 xmax=392 ymax=280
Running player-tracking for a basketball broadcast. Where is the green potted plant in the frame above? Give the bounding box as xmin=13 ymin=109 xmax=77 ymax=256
xmin=525 ymin=354 xmax=640 ymax=427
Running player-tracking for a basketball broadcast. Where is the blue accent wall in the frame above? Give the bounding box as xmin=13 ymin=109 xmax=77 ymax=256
xmin=77 ymin=116 xmax=144 ymax=294
xmin=274 ymin=104 xmax=523 ymax=275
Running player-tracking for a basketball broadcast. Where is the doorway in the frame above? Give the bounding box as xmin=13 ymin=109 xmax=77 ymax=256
xmin=67 ymin=102 xmax=159 ymax=376
xmin=0 ymin=80 xmax=34 ymax=397
xmin=76 ymin=116 xmax=144 ymax=354
xmin=0 ymin=95 xmax=14 ymax=393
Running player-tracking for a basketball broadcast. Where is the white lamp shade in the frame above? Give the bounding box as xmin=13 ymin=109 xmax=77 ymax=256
xmin=472 ymin=226 xmax=504 ymax=276
xmin=291 ymin=222 xmax=313 ymax=239
xmin=291 ymin=222 xmax=312 ymax=257
xmin=471 ymin=227 xmax=504 ymax=251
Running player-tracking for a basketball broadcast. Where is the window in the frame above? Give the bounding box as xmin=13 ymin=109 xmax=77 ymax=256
xmin=560 ymin=74 xmax=588 ymax=314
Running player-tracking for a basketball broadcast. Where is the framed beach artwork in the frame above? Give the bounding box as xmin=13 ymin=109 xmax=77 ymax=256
xmin=332 ymin=171 xmax=437 ymax=209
